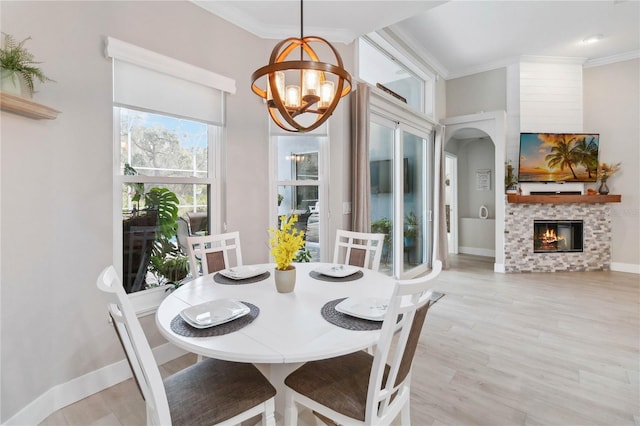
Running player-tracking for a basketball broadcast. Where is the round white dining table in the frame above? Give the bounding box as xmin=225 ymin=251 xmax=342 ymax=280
xmin=155 ymin=262 xmax=396 ymax=415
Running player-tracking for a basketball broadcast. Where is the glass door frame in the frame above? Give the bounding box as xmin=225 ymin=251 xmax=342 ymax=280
xmin=395 ymin=122 xmax=433 ymax=279
xmin=269 ymin=133 xmax=329 ymax=263
xmin=369 ymin=88 xmax=437 ymax=279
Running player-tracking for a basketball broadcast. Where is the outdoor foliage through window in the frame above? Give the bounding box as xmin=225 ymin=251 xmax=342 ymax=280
xmin=119 ymin=107 xmax=214 ymax=293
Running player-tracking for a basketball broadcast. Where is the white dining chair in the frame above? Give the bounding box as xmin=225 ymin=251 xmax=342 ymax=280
xmin=333 ymin=229 xmax=385 ymax=272
xmin=96 ymin=265 xmax=276 ymax=426
xmin=284 ymin=260 xmax=442 ymax=426
xmin=186 ymin=231 xmax=243 ymax=276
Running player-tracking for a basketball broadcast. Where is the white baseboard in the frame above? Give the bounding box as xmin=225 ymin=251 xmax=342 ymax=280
xmin=610 ymin=262 xmax=640 ymax=274
xmin=459 ymin=246 xmax=495 ymax=257
xmin=4 ymin=343 xmax=187 ymax=426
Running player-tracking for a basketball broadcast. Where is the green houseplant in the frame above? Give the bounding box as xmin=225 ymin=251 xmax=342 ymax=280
xmin=0 ymin=32 xmax=54 ymax=97
xmin=404 ymin=211 xmax=418 ymax=248
xmin=505 ymin=160 xmax=518 ymax=193
xmin=124 ymin=164 xmax=189 ymax=290
xmin=371 ymin=217 xmax=392 ymax=264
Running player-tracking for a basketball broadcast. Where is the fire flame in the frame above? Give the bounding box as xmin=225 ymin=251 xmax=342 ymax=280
xmin=537 ymin=228 xmax=567 ymax=248
xmin=542 ymin=228 xmax=557 ymax=242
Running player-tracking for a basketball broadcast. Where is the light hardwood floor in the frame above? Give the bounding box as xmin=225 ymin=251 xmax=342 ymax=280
xmin=41 ymin=254 xmax=640 ymax=425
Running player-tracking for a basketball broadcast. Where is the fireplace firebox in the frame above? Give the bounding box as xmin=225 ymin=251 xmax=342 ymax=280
xmin=533 ymin=220 xmax=583 ymax=253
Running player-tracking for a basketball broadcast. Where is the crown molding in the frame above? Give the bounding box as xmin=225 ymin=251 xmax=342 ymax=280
xmin=519 ymin=55 xmax=587 ymax=65
xmin=382 ymin=27 xmax=450 ymax=79
xmin=583 ymin=50 xmax=640 ymax=68
xmin=192 ymin=0 xmax=359 ymax=43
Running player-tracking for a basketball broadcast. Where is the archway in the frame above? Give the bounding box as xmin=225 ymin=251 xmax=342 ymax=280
xmin=442 ymin=111 xmax=507 ymax=272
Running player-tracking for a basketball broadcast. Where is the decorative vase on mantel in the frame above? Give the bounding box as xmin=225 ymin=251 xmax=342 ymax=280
xmin=274 ymin=266 xmax=296 ymax=293
xmin=598 ymin=179 xmax=609 ymax=195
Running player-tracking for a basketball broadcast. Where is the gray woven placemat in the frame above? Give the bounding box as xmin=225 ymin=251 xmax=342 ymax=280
xmin=170 ymin=302 xmax=259 ymax=337
xmin=213 ymin=271 xmax=270 ymax=285
xmin=309 ymin=270 xmax=364 ymax=282
xmin=321 ymin=298 xmax=384 ymax=331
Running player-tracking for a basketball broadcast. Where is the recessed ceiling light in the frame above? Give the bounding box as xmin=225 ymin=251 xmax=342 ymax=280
xmin=583 ymin=34 xmax=604 ymax=44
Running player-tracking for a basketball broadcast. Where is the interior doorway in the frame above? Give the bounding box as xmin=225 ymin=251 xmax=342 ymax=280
xmin=445 ymin=153 xmax=458 ymax=254
xmin=446 ymin=131 xmax=495 ymax=258
xmin=442 ymin=111 xmax=507 ymax=273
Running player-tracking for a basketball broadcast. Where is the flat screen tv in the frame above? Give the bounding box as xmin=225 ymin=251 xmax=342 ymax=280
xmin=518 ymin=133 xmax=600 ymax=183
xmin=370 ymin=158 xmax=411 ymax=194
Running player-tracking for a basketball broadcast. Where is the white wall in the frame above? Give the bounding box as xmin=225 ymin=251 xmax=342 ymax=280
xmin=520 ymin=60 xmax=583 ymax=133
xmin=446 ymin=68 xmax=507 ymax=117
xmin=0 ymin=1 xmax=354 ymax=421
xmin=457 ymin=138 xmax=495 ymax=219
xmin=583 ymin=59 xmax=640 ymax=270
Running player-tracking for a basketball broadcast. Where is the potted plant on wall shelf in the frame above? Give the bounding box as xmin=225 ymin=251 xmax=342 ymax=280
xmin=0 ymin=32 xmax=54 ymax=98
xmin=505 ymin=160 xmax=518 ymax=194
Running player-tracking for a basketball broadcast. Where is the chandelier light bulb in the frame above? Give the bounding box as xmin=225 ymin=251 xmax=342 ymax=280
xmin=319 ymin=80 xmax=334 ymax=109
xmin=302 ymin=69 xmax=320 ymax=100
xmin=286 ymin=85 xmax=301 ymax=108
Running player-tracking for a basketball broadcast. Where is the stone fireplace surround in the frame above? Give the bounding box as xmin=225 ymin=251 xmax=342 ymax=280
xmin=504 ymin=196 xmax=616 ymax=272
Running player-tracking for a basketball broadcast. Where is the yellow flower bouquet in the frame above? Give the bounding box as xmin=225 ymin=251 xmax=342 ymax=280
xmin=268 ymin=215 xmax=306 ymax=271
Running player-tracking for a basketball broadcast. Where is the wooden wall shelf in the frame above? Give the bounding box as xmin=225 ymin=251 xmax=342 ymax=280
xmin=507 ymin=194 xmax=621 ymax=204
xmin=0 ymin=92 xmax=60 ymax=119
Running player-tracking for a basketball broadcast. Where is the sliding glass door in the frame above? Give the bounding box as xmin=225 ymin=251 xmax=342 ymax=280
xmin=370 ymin=118 xmax=396 ymax=275
xmin=370 ymin=115 xmax=433 ymax=278
xmin=401 ymin=126 xmax=432 ymax=277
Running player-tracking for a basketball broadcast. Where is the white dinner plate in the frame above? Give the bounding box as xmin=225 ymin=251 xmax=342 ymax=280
xmin=334 ymin=297 xmax=389 ymax=321
xmin=218 ymin=266 xmax=267 ymax=280
xmin=180 ymin=299 xmax=250 ymax=329
xmin=315 ymin=264 xmax=360 ymax=278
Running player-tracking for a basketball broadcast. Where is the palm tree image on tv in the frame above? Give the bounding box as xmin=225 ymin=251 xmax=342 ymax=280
xmin=519 ymin=133 xmax=599 ymax=182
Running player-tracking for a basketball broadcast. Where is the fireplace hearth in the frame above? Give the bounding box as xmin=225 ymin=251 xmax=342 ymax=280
xmin=534 ymin=220 xmax=583 ymax=253
xmin=505 ymin=201 xmax=613 ymax=272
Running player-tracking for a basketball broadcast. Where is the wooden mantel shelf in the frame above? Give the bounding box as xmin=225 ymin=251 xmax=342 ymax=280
xmin=0 ymin=92 xmax=60 ymax=119
xmin=507 ymin=194 xmax=621 ymax=204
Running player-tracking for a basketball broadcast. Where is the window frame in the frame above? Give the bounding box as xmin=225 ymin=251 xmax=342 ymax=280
xmin=113 ymin=107 xmax=224 ymax=315
xmin=357 ymin=33 xmax=436 ymax=119
xmin=106 ymin=37 xmax=234 ymax=315
xmin=270 ymin=131 xmax=329 ymax=263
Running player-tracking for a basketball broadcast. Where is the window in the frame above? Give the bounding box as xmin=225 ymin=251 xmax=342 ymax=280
xmin=274 ymin=135 xmax=326 ymax=262
xmin=107 ymin=37 xmax=234 ymax=302
xmin=358 ymin=34 xmax=435 ymax=118
xmin=117 ymin=107 xmax=220 ymax=293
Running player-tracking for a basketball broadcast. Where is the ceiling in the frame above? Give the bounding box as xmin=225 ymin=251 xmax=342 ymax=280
xmin=193 ymin=0 xmax=640 ymax=79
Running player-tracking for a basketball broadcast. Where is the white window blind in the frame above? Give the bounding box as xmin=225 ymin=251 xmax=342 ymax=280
xmin=106 ymin=37 xmax=236 ymax=125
